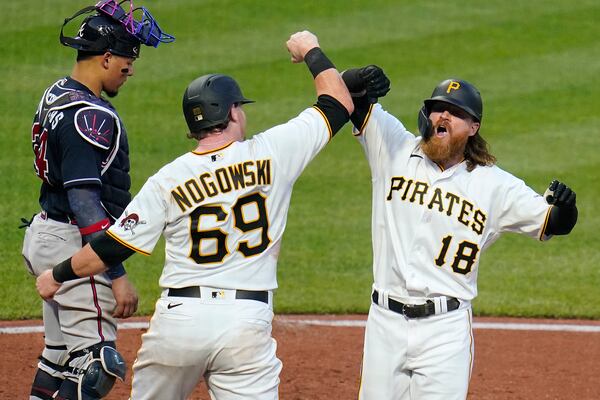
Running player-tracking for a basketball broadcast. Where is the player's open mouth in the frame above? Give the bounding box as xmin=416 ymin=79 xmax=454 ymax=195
xmin=435 ymin=126 xmax=448 ymax=137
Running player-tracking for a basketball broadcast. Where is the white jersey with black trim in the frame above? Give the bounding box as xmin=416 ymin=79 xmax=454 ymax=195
xmin=108 ymin=107 xmax=330 ymax=290
xmin=355 ymin=104 xmax=552 ymax=301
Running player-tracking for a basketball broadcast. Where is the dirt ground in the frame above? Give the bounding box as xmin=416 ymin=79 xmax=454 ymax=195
xmin=1 ymin=315 xmax=599 ymax=399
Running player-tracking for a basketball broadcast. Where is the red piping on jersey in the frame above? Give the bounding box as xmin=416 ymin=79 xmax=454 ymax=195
xmin=79 ymin=218 xmax=110 ymax=236
xmin=192 ymin=141 xmax=235 ymax=155
xmin=311 ymin=105 xmax=332 ymax=140
xmin=89 ymin=276 xmax=105 ymax=342
xmin=106 ymin=230 xmax=151 ymax=256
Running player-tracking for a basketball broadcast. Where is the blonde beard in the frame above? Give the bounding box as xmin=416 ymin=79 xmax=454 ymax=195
xmin=420 ymin=134 xmax=468 ymax=166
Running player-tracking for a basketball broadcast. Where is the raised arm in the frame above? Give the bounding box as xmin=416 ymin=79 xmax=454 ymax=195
xmin=341 ymin=65 xmax=390 ymax=131
xmin=286 ymin=30 xmax=354 ymax=116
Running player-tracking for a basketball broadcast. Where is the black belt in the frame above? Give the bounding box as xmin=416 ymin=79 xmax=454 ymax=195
xmin=372 ymin=290 xmax=460 ymax=319
xmin=168 ymin=287 xmax=269 ymax=304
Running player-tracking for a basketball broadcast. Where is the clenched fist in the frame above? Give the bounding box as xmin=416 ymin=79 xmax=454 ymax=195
xmin=342 ymin=65 xmax=390 ymax=102
xmin=286 ymin=30 xmax=320 ymax=63
xmin=544 ymin=180 xmax=576 ymax=208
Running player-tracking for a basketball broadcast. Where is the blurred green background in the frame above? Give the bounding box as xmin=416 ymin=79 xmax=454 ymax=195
xmin=1 ymin=0 xmax=598 ymax=319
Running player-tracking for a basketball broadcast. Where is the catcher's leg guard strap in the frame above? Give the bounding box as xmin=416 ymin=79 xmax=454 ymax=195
xmin=38 ymin=354 xmax=67 ymax=378
xmin=30 ymin=368 xmax=63 ymax=400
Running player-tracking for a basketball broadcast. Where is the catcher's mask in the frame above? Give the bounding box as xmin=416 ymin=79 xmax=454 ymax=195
xmin=182 ymin=74 xmax=254 ymax=133
xmin=60 ymin=0 xmax=175 ymax=58
xmin=418 ymin=78 xmax=482 ymax=140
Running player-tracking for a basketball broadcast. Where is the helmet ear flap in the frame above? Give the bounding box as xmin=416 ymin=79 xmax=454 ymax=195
xmin=418 ymin=105 xmax=432 ymax=140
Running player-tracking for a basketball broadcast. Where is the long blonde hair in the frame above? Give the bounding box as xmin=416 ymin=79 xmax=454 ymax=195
xmin=464 ymin=132 xmax=496 ymax=172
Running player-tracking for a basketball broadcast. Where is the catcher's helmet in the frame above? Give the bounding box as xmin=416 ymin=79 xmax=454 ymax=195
xmin=418 ymin=78 xmax=482 ymax=139
xmin=60 ymin=13 xmax=141 ymax=58
xmin=182 ymin=74 xmax=254 ymax=133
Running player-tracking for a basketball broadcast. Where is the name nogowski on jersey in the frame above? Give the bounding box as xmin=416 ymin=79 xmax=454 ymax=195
xmin=107 ymin=107 xmax=332 ymax=290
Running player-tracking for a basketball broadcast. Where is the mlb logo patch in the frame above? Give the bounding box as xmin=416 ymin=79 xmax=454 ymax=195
xmin=193 ymin=107 xmax=204 ymax=121
xmin=211 ymin=290 xmax=225 ymax=299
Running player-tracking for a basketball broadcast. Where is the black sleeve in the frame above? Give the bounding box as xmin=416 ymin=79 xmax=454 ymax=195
xmin=544 ymin=205 xmax=578 ymax=236
xmin=90 ymin=231 xmax=135 ymax=267
xmin=67 ymin=186 xmax=127 ymax=279
xmin=67 ymin=185 xmax=107 ymax=236
xmin=314 ymin=94 xmax=350 ymax=137
xmin=349 ymin=95 xmax=372 ymax=132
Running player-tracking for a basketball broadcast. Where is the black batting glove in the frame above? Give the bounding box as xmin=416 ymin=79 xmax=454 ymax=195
xmin=363 ymin=65 xmax=390 ymax=101
xmin=341 ymin=67 xmax=367 ymax=94
xmin=342 ymin=65 xmax=390 ymax=103
xmin=545 ymin=180 xmax=576 ymax=208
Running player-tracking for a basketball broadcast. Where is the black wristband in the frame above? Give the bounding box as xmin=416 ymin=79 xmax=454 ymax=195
xmin=52 ymin=258 xmax=80 ymax=283
xmin=304 ymin=47 xmax=335 ymax=78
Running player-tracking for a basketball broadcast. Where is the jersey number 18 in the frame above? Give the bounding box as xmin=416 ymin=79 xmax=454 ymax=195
xmin=435 ymin=235 xmax=480 ymax=275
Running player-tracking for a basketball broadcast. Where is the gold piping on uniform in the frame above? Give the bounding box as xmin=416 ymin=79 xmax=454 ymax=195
xmin=312 ymin=105 xmax=332 ymax=140
xmin=192 ymin=141 xmax=235 ymax=155
xmin=353 ymin=103 xmax=374 ymax=136
xmin=106 ymin=230 xmax=151 ymax=256
xmin=539 ymin=205 xmax=553 ymax=241
xmin=468 ymin=308 xmax=474 ymax=381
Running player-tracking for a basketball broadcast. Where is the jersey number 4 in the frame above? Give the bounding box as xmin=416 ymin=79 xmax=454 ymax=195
xmin=188 ymin=192 xmax=271 ymax=264
xmin=32 ymin=123 xmax=50 ymax=183
xmin=435 ymin=235 xmax=480 ymax=275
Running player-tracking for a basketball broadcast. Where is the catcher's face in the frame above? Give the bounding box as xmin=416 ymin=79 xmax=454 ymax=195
xmin=102 ymin=53 xmax=135 ymax=98
xmin=421 ymin=102 xmax=479 ymax=167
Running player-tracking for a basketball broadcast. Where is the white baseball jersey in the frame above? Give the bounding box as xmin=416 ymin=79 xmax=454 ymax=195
xmin=355 ymin=104 xmax=552 ymax=301
xmin=107 ymin=107 xmax=331 ymax=290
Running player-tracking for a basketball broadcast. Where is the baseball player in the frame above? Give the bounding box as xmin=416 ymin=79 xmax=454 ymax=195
xmin=21 ymin=1 xmax=173 ymax=399
xmin=36 ymin=30 xmax=353 ymax=399
xmin=341 ymin=66 xmax=578 ymax=399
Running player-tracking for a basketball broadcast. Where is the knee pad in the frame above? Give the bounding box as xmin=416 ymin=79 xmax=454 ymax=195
xmin=77 ymin=346 xmax=126 ymax=400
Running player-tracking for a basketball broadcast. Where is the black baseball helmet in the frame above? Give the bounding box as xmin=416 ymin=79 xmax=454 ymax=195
xmin=182 ymin=74 xmax=254 ymax=133
xmin=418 ymin=78 xmax=482 ymax=139
xmin=60 ymin=13 xmax=141 ymax=58
xmin=424 ymin=78 xmax=482 ymax=121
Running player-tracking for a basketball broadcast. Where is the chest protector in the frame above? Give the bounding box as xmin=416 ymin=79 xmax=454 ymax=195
xmin=32 ymin=78 xmax=131 ymax=220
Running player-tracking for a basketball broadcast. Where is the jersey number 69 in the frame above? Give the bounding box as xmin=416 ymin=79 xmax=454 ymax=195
xmin=188 ymin=192 xmax=271 ymax=264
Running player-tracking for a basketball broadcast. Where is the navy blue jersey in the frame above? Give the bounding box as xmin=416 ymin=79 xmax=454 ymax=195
xmin=31 ymin=77 xmax=131 ymax=220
